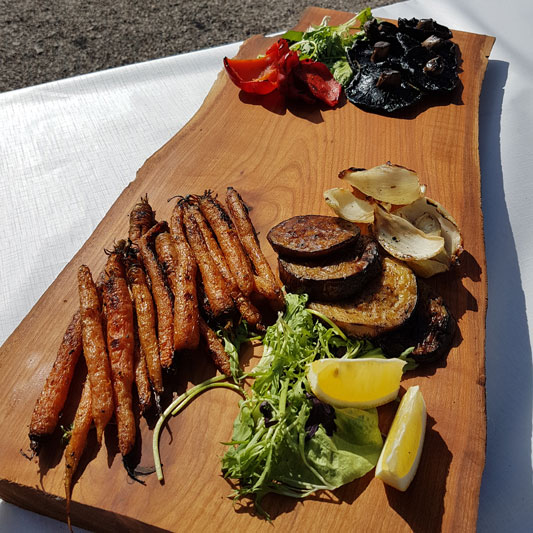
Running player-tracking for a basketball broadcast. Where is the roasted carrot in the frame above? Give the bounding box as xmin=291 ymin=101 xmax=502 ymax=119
xmin=102 ymin=249 xmax=136 ymax=457
xmin=64 ymin=378 xmax=92 ymax=532
xmin=138 ymin=222 xmax=174 ymax=368
xmin=169 ymin=200 xmax=191 ymax=248
xmin=155 ymin=231 xmax=200 ymax=351
xmin=129 ymin=195 xmax=156 ymax=243
xmin=127 ymin=197 xmax=164 ymax=393
xmin=187 ymin=204 xmax=263 ymax=330
xmin=28 ymin=266 xmax=109 ymax=456
xmin=194 ymin=190 xmax=255 ymax=297
xmin=127 ymin=254 xmax=164 ymax=393
xmin=78 ymin=265 xmax=114 ymax=444
xmin=225 ymin=187 xmax=284 ymax=308
xmin=133 ymin=336 xmax=152 ymax=413
xmin=28 ymin=310 xmax=83 ymax=454
xmin=198 ymin=317 xmax=231 ymax=377
xmin=183 ymin=202 xmax=235 ymax=319
xmin=169 ymin=201 xmax=201 ymax=350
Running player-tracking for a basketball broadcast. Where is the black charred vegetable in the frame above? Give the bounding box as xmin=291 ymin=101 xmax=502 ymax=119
xmin=345 ymin=17 xmax=460 ymax=113
xmin=378 ymin=282 xmax=456 ymax=364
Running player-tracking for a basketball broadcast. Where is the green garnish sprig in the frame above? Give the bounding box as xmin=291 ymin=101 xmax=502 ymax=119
xmin=153 ymin=375 xmax=245 ymax=482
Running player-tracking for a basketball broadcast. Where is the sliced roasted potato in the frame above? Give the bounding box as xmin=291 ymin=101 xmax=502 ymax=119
xmin=308 ymin=257 xmax=418 ymax=337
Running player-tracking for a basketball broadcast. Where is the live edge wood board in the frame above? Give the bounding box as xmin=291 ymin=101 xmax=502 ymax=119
xmin=0 ymin=7 xmax=494 ymax=533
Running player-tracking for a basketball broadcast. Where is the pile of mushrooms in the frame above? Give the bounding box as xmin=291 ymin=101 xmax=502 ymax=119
xmin=344 ymin=17 xmax=460 ymax=113
xmin=324 ymin=163 xmax=463 ymax=277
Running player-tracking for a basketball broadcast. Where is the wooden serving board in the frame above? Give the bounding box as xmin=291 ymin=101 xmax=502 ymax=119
xmin=0 ymin=7 xmax=494 ymax=532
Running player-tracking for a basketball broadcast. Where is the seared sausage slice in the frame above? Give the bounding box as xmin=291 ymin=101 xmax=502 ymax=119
xmin=267 ymin=215 xmax=361 ymax=259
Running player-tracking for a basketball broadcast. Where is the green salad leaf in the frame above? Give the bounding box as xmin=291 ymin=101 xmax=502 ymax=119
xmin=282 ymin=8 xmax=374 ymax=85
xmin=218 ymin=321 xmax=259 ymax=381
xmin=221 ymin=293 xmax=385 ymax=517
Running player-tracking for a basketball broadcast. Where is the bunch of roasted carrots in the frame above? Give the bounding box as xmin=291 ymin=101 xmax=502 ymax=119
xmin=26 ymin=188 xmax=283 ymax=529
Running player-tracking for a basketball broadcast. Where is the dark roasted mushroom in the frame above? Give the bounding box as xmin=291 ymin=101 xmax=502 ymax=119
xmin=421 ymin=35 xmax=445 ymax=51
xmin=371 ymin=41 xmax=391 ymax=63
xmin=402 ymin=45 xmax=459 ymax=93
xmin=345 ymin=16 xmax=460 ymax=113
xmin=363 ymin=18 xmax=399 ymax=43
xmin=424 ymin=57 xmax=445 ymax=76
xmin=376 ymin=69 xmax=402 ymax=89
xmin=398 ymin=17 xmax=453 ymax=41
xmin=344 ymin=60 xmax=422 ymax=113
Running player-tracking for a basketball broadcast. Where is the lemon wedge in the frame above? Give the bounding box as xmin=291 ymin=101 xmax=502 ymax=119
xmin=306 ymin=357 xmax=406 ymax=409
xmin=376 ymin=385 xmax=427 ymax=491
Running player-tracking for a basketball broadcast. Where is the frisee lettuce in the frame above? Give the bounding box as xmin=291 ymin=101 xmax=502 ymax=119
xmin=221 ymin=293 xmax=384 ymax=517
xmin=218 ymin=321 xmax=260 ymax=381
xmin=282 ymin=8 xmax=374 ymax=86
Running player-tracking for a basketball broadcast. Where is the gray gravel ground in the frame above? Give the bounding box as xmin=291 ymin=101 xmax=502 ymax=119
xmin=1 ymin=1 xmax=399 ymax=93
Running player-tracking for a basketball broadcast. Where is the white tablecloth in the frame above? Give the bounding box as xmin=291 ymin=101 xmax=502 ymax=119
xmin=2 ymin=0 xmax=532 ymax=530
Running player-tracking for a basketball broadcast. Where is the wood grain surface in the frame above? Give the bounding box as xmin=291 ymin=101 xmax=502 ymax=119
xmin=0 ymin=7 xmax=494 ymax=532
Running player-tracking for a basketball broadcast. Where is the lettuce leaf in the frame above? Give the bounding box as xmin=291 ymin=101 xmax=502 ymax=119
xmin=282 ymin=8 xmax=374 ymax=86
xmin=221 ymin=292 xmax=384 ymax=517
xmin=271 ymin=408 xmax=382 ymax=490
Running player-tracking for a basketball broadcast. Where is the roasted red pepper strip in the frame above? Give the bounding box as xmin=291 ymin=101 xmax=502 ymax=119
xmin=223 ymin=39 xmax=292 ymax=95
xmin=223 ymin=39 xmax=342 ymax=107
xmin=292 ymin=60 xmax=342 ymax=107
xmin=223 ymin=56 xmax=279 ymax=95
xmin=275 ymin=46 xmax=301 ymax=94
xmin=264 ymin=38 xmax=290 ymax=58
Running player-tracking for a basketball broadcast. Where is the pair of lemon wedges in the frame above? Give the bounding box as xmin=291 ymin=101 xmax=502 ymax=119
xmin=307 ymin=358 xmax=426 ymax=492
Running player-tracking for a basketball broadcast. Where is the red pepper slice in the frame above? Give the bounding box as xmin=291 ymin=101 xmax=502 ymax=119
xmin=275 ymin=46 xmax=301 ymax=94
xmin=223 ymin=39 xmax=342 ymax=107
xmin=223 ymin=39 xmax=293 ymax=95
xmin=293 ymin=60 xmax=342 ymax=107
xmin=264 ymin=38 xmax=291 ymax=58
xmin=223 ymin=55 xmax=279 ymax=95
